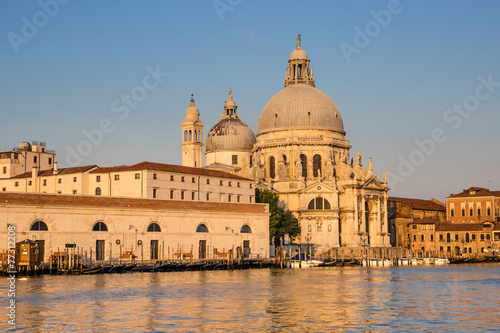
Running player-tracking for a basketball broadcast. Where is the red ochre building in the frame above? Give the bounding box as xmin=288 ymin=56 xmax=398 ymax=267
xmin=390 ymin=188 xmax=500 ymax=258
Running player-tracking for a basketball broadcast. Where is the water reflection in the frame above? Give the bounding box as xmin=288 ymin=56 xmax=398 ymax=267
xmin=5 ymin=264 xmax=500 ymax=332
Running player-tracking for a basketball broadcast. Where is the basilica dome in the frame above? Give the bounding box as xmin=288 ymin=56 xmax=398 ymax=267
xmin=206 ymin=118 xmax=256 ymax=152
xmin=258 ymin=85 xmax=343 ymax=134
xmin=257 ymin=39 xmax=344 ymax=135
xmin=205 ymin=89 xmax=256 ymax=153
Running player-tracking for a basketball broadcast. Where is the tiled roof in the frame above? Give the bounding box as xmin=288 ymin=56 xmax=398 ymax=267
xmin=0 ymin=192 xmax=267 ymax=213
xmin=388 ymin=197 xmax=446 ymax=212
xmin=389 ymin=211 xmax=411 ymax=219
xmin=91 ymin=161 xmax=251 ymax=181
xmin=12 ymin=165 xmax=98 ymax=179
xmin=436 ymin=221 xmax=498 ymax=232
xmin=447 ymin=187 xmax=500 ymax=198
xmin=409 ymin=218 xmax=438 ymax=225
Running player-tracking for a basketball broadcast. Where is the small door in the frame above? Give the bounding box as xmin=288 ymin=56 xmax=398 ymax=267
xmin=199 ymin=240 xmax=207 ymax=259
xmin=150 ymin=240 xmax=159 ymax=260
xmin=243 ymin=240 xmax=251 ymax=258
xmin=96 ymin=240 xmax=105 ymax=261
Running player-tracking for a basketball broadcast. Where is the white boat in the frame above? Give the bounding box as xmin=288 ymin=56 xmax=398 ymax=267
xmin=362 ymin=258 xmax=393 ymax=267
xmin=289 ymin=260 xmax=323 ymax=268
xmin=433 ymin=258 xmax=450 ymax=265
xmin=288 ymin=253 xmax=323 ymax=268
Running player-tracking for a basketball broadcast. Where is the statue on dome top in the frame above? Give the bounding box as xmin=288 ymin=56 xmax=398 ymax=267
xmin=296 ymin=34 xmax=301 ymax=48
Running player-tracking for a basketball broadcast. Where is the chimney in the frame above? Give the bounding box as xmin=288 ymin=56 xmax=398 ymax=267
xmin=32 ymin=166 xmax=38 ymax=193
xmin=53 ymin=161 xmax=58 ymax=175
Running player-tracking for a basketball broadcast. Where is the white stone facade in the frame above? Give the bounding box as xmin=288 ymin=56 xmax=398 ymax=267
xmin=0 ymin=192 xmax=269 ymax=261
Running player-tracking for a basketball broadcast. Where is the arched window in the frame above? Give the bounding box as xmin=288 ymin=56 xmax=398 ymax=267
xmin=93 ymin=221 xmax=108 ymax=232
xmin=313 ymin=154 xmax=322 ymax=177
xmin=196 ymin=224 xmax=209 ymax=233
xmin=147 ymin=223 xmax=161 ymax=232
xmin=446 ymin=233 xmax=451 ymax=243
xmin=184 ymin=130 xmax=188 ymax=142
xmin=465 ymin=233 xmax=470 ymax=243
xmin=241 ymin=225 xmax=252 ymax=233
xmin=194 ymin=130 xmax=197 ymax=142
xmin=308 ymin=197 xmax=331 ymax=210
xmin=300 ymin=154 xmax=307 ymax=177
xmin=30 ymin=220 xmax=48 ymax=231
xmin=269 ymin=157 xmax=276 ymax=179
xmin=95 ymin=187 xmax=101 ymax=196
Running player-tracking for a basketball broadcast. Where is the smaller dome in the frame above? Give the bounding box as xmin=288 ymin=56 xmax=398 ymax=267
xmin=17 ymin=141 xmax=31 ymax=151
xmin=290 ymin=47 xmax=308 ymax=60
xmin=225 ymin=99 xmax=236 ymax=108
xmin=206 ymin=119 xmax=256 ymax=152
xmin=185 ymin=97 xmax=199 ymax=115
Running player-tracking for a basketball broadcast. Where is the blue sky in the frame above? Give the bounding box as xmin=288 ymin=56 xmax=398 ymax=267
xmin=1 ymin=0 xmax=499 ymax=201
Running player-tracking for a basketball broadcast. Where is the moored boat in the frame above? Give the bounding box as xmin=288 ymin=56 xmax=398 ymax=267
xmin=361 ymin=258 xmax=393 ymax=267
xmin=433 ymin=258 xmax=450 ymax=265
xmin=81 ymin=266 xmax=103 ymax=274
xmin=288 ymin=253 xmax=323 ymax=268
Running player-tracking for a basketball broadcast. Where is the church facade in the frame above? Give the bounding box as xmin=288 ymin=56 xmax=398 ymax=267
xmin=181 ymin=36 xmax=391 ymax=253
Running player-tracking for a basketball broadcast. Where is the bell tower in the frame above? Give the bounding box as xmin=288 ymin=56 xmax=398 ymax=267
xmin=181 ymin=94 xmax=204 ymax=167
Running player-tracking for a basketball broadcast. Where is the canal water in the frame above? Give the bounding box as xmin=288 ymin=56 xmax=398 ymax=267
xmin=2 ymin=264 xmax=499 ymax=332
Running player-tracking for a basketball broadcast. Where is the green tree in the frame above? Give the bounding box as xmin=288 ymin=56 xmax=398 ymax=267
xmin=256 ymin=188 xmax=300 ymax=246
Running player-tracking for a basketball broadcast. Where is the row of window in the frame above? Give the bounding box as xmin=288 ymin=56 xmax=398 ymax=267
xmin=30 ymin=220 xmax=253 ymax=234
xmin=30 ymin=156 xmax=53 ymax=164
xmin=413 ymin=234 xmax=435 ymax=242
xmin=268 ymin=154 xmax=323 ymax=179
xmin=99 ymin=174 xmax=250 ymax=188
xmin=411 ymin=232 xmax=492 ymax=243
xmin=13 ymin=176 xmax=78 ymax=187
xmin=437 ymin=246 xmax=491 ymax=254
xmin=183 ymin=129 xmax=202 ymax=143
xmin=94 ymin=187 xmax=250 ymax=202
xmin=451 ymin=208 xmax=492 ymax=217
xmin=2 ymin=188 xmax=78 ymax=194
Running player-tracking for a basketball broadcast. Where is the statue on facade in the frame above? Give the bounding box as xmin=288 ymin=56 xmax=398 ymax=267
xmin=252 ymin=166 xmax=261 ymax=183
xmin=368 ymin=158 xmax=373 ymax=174
xmin=278 ymin=158 xmax=287 ymax=181
xmin=295 ymin=156 xmax=303 ymax=180
xmin=356 ymin=152 xmax=362 ymax=167
xmin=325 ymin=161 xmax=334 ymax=179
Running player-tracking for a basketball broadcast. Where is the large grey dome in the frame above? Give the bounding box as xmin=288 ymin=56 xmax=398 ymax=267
xmin=206 ymin=118 xmax=256 ymax=152
xmin=257 ymin=85 xmax=344 ymax=134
